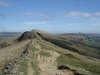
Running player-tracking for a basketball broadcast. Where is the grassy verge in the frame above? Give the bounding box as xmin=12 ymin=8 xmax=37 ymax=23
xmin=31 ymin=61 xmax=40 ymax=75
xmin=19 ymin=59 xmax=28 ymax=75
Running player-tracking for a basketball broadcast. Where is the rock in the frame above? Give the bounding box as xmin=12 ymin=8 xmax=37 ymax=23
xmin=57 ymin=65 xmax=71 ymax=70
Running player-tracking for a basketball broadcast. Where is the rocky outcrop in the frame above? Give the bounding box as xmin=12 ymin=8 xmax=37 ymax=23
xmin=18 ymin=31 xmax=37 ymax=41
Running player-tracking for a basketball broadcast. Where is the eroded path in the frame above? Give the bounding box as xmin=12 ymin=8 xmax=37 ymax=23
xmin=0 ymin=39 xmax=75 ymax=75
xmin=27 ymin=60 xmax=34 ymax=75
xmin=32 ymin=39 xmax=74 ymax=75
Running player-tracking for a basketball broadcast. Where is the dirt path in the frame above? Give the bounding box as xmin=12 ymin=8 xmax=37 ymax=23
xmin=27 ymin=60 xmax=34 ymax=75
xmin=36 ymin=40 xmax=74 ymax=75
xmin=37 ymin=50 xmax=59 ymax=75
xmin=27 ymin=39 xmax=74 ymax=75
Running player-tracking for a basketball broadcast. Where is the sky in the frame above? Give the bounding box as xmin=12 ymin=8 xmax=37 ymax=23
xmin=0 ymin=0 xmax=100 ymax=33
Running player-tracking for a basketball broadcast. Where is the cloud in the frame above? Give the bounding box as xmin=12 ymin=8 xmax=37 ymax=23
xmin=94 ymin=12 xmax=100 ymax=16
xmin=39 ymin=14 xmax=49 ymax=18
xmin=24 ymin=12 xmax=49 ymax=18
xmin=65 ymin=11 xmax=100 ymax=17
xmin=24 ymin=21 xmax=47 ymax=25
xmin=0 ymin=1 xmax=10 ymax=7
xmin=24 ymin=12 xmax=33 ymax=15
xmin=66 ymin=11 xmax=91 ymax=17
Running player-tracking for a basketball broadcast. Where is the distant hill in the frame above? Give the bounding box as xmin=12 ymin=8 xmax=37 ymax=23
xmin=0 ymin=30 xmax=100 ymax=75
xmin=0 ymin=32 xmax=21 ymax=40
xmin=0 ymin=32 xmax=20 ymax=37
xmin=61 ymin=33 xmax=100 ymax=42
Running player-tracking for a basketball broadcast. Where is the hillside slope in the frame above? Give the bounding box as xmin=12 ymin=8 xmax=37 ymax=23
xmin=0 ymin=30 xmax=100 ymax=75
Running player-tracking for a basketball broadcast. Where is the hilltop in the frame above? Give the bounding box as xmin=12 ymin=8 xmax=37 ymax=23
xmin=0 ymin=30 xmax=100 ymax=75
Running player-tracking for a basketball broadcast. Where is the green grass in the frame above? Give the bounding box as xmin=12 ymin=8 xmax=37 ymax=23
xmin=57 ymin=53 xmax=100 ymax=75
xmin=19 ymin=59 xmax=28 ymax=75
xmin=41 ymin=36 xmax=80 ymax=53
xmin=31 ymin=45 xmax=40 ymax=75
xmin=39 ymin=51 xmax=50 ymax=57
xmin=31 ymin=61 xmax=40 ymax=75
xmin=39 ymin=33 xmax=100 ymax=75
xmin=57 ymin=54 xmax=79 ymax=66
xmin=82 ymin=40 xmax=100 ymax=48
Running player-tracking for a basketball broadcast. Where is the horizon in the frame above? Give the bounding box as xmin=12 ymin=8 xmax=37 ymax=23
xmin=0 ymin=30 xmax=100 ymax=34
xmin=0 ymin=0 xmax=100 ymax=33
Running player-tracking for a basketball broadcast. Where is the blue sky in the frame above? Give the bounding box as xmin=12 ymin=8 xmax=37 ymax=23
xmin=0 ymin=0 xmax=100 ymax=33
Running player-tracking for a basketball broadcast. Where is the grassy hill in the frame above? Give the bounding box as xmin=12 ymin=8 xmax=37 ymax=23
xmin=0 ymin=30 xmax=100 ymax=75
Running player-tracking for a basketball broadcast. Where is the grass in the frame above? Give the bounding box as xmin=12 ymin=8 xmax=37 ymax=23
xmin=39 ymin=51 xmax=50 ymax=57
xmin=31 ymin=45 xmax=40 ymax=75
xmin=19 ymin=59 xmax=28 ymax=75
xmin=31 ymin=61 xmax=40 ymax=75
xmin=82 ymin=40 xmax=100 ymax=49
xmin=18 ymin=40 xmax=40 ymax=75
xmin=57 ymin=53 xmax=100 ymax=75
xmin=1 ymin=31 xmax=100 ymax=75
